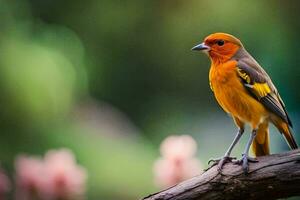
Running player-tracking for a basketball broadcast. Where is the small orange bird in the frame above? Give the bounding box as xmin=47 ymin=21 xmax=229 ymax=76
xmin=192 ymin=33 xmax=298 ymax=173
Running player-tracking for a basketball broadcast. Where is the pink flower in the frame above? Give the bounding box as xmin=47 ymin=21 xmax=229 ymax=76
xmin=15 ymin=149 xmax=87 ymax=200
xmin=154 ymin=135 xmax=202 ymax=188
xmin=41 ymin=149 xmax=87 ymax=200
xmin=15 ymin=155 xmax=44 ymax=200
xmin=160 ymin=135 xmax=198 ymax=160
xmin=0 ymin=169 xmax=11 ymax=200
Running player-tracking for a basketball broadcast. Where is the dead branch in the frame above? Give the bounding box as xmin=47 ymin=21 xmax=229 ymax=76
xmin=142 ymin=149 xmax=300 ymax=200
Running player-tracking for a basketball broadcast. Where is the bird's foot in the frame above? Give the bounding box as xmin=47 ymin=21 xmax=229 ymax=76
xmin=233 ymin=154 xmax=258 ymax=174
xmin=208 ymin=156 xmax=236 ymax=172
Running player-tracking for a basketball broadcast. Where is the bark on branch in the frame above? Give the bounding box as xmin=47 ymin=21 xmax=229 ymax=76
xmin=142 ymin=149 xmax=300 ymax=200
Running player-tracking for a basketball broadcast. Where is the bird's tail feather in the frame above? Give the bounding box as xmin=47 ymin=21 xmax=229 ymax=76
xmin=275 ymin=119 xmax=298 ymax=149
xmin=251 ymin=121 xmax=270 ymax=156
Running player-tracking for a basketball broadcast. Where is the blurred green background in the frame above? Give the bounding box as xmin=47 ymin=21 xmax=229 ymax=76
xmin=0 ymin=0 xmax=300 ymax=199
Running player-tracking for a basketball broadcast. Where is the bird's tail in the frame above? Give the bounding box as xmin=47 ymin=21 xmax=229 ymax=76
xmin=272 ymin=116 xmax=298 ymax=149
xmin=251 ymin=120 xmax=270 ymax=156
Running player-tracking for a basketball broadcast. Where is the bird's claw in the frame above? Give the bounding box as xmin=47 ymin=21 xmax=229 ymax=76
xmin=208 ymin=156 xmax=236 ymax=171
xmin=233 ymin=154 xmax=258 ymax=174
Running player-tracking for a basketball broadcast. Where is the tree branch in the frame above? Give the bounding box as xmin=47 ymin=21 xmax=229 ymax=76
xmin=142 ymin=149 xmax=300 ymax=200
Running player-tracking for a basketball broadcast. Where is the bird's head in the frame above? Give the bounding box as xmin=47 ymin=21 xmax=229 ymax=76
xmin=192 ymin=33 xmax=243 ymax=63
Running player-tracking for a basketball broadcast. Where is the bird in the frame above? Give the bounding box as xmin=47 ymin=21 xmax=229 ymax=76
xmin=191 ymin=33 xmax=298 ymax=173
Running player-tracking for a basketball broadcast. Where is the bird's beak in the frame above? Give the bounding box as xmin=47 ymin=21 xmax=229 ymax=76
xmin=191 ymin=43 xmax=210 ymax=51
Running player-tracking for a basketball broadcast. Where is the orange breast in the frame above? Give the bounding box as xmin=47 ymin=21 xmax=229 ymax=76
xmin=209 ymin=60 xmax=268 ymax=128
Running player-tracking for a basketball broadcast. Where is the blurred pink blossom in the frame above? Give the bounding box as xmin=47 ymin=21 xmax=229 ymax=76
xmin=15 ymin=156 xmax=44 ymax=200
xmin=15 ymin=149 xmax=87 ymax=200
xmin=160 ymin=135 xmax=198 ymax=160
xmin=0 ymin=169 xmax=11 ymax=200
xmin=154 ymin=135 xmax=202 ymax=188
xmin=41 ymin=149 xmax=87 ymax=200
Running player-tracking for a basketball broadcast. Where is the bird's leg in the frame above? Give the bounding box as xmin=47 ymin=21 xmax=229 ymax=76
xmin=208 ymin=128 xmax=244 ymax=171
xmin=234 ymin=129 xmax=258 ymax=174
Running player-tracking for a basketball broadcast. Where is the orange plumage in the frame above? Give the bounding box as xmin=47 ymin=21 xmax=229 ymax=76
xmin=192 ymin=33 xmax=298 ymax=173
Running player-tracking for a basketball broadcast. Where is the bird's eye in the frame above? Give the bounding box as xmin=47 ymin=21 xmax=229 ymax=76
xmin=216 ymin=40 xmax=225 ymax=46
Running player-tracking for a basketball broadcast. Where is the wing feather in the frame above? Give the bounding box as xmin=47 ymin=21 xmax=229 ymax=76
xmin=235 ymin=56 xmax=292 ymax=127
